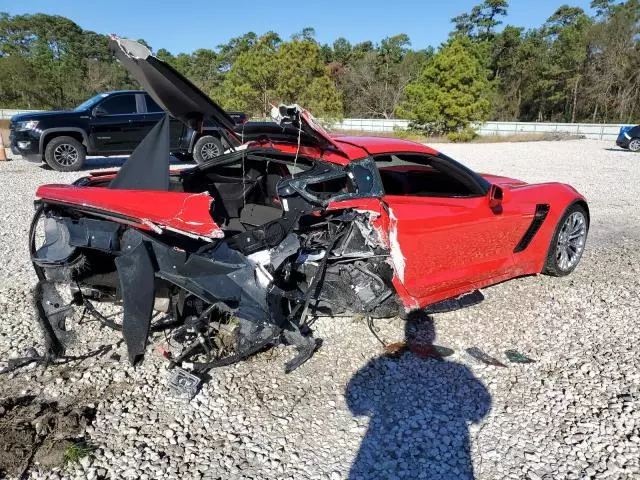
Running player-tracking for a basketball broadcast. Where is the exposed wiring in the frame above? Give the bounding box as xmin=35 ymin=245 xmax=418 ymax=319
xmin=82 ymin=297 xmax=123 ymax=331
xmin=366 ymin=316 xmax=387 ymax=348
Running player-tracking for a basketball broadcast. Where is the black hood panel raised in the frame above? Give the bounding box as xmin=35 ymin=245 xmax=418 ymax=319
xmin=110 ymin=36 xmax=238 ymax=139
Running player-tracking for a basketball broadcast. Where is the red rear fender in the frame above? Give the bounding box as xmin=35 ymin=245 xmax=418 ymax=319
xmin=35 ymin=185 xmax=224 ymax=240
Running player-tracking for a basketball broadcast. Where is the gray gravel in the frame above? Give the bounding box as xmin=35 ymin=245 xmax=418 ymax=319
xmin=0 ymin=140 xmax=639 ymax=479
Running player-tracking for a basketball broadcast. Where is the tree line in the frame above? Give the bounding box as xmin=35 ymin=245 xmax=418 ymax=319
xmin=0 ymin=0 xmax=638 ymax=137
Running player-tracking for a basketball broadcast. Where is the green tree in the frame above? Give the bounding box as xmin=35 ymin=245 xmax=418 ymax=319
xmin=1 ymin=8 xmax=638 ymax=125
xmin=451 ymin=0 xmax=509 ymax=40
xmin=221 ymin=34 xmax=342 ymax=118
xmin=291 ymin=27 xmax=316 ymax=42
xmin=332 ymin=37 xmax=353 ymax=64
xmin=489 ymin=25 xmax=525 ymax=119
xmin=0 ymin=13 xmax=136 ymax=109
xmin=583 ymin=0 xmax=640 ymax=122
xmin=542 ymin=5 xmax=592 ymax=121
xmin=341 ymin=34 xmax=430 ymax=118
xmin=273 ymin=39 xmax=342 ymax=117
xmin=220 ymin=33 xmax=281 ymax=117
xmin=398 ymin=39 xmax=491 ymax=133
xmin=217 ymin=32 xmax=258 ymax=72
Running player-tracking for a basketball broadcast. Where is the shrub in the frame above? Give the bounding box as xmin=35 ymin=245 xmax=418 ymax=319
xmin=447 ymin=127 xmax=478 ymax=142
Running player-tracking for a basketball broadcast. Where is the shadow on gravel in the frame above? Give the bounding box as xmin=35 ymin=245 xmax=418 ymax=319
xmin=346 ymin=314 xmax=491 ymax=479
xmin=603 ymin=148 xmax=637 ymax=153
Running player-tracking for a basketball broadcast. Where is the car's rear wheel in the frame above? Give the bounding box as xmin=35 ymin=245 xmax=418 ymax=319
xmin=628 ymin=138 xmax=640 ymax=152
xmin=44 ymin=136 xmax=86 ymax=172
xmin=543 ymin=204 xmax=588 ymax=276
xmin=193 ymin=135 xmax=224 ymax=164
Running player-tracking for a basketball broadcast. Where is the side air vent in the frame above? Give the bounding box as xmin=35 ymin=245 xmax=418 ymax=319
xmin=513 ymin=204 xmax=550 ymax=253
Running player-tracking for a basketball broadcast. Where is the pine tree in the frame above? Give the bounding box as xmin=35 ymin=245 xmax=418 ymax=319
xmin=397 ymin=39 xmax=492 ymax=135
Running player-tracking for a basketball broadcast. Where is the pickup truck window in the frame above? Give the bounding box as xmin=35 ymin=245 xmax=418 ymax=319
xmin=99 ymin=94 xmax=137 ymax=115
xmin=145 ymin=95 xmax=164 ymax=113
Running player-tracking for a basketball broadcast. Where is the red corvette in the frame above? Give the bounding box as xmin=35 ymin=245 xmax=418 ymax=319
xmin=29 ymin=38 xmax=589 ymax=374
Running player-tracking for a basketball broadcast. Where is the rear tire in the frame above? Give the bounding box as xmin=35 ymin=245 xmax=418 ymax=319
xmin=44 ymin=136 xmax=86 ymax=172
xmin=193 ymin=135 xmax=224 ymax=164
xmin=628 ymin=138 xmax=640 ymax=152
xmin=543 ymin=203 xmax=589 ymax=277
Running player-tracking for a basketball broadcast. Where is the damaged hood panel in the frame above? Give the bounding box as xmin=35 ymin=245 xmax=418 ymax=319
xmin=270 ymin=104 xmax=347 ymax=156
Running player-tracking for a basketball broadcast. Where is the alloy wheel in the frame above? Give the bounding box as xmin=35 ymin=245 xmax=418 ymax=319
xmin=53 ymin=144 xmax=79 ymax=167
xmin=555 ymin=211 xmax=587 ymax=271
xmin=629 ymin=138 xmax=640 ymax=152
xmin=201 ymin=142 xmax=220 ymax=161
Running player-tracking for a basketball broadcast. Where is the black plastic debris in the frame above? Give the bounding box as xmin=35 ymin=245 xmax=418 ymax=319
xmin=408 ymin=341 xmax=454 ymax=360
xmin=432 ymin=345 xmax=454 ymax=357
xmin=505 ymin=349 xmax=536 ymax=364
xmin=465 ymin=347 xmax=507 ymax=367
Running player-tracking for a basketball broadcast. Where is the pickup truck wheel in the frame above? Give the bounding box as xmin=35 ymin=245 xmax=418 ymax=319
xmin=193 ymin=135 xmax=223 ymax=164
xmin=629 ymin=138 xmax=640 ymax=152
xmin=44 ymin=136 xmax=86 ymax=172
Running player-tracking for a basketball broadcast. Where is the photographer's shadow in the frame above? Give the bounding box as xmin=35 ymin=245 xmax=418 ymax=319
xmin=346 ymin=314 xmax=491 ymax=479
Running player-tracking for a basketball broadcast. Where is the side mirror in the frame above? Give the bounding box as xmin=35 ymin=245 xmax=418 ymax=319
xmin=488 ymin=184 xmax=503 ymax=212
xmin=92 ymin=106 xmax=107 ymax=117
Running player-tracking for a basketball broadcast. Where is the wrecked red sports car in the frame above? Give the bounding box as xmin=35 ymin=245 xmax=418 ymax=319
xmin=29 ymin=37 xmax=589 ymax=376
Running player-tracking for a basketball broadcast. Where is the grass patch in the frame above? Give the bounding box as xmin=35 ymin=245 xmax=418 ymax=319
xmin=472 ymin=132 xmax=584 ymax=143
xmin=63 ymin=442 xmax=94 ymax=466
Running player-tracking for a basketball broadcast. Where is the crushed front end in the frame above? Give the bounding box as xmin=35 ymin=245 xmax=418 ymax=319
xmin=29 ymin=149 xmax=406 ymax=377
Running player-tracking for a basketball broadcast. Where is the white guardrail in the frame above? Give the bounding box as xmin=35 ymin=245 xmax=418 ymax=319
xmin=476 ymin=121 xmax=627 ymax=141
xmin=2 ymin=109 xmax=628 ymax=141
xmin=0 ymin=109 xmax=41 ymax=119
xmin=332 ymin=118 xmax=627 ymax=141
xmin=331 ymin=118 xmax=411 ymax=132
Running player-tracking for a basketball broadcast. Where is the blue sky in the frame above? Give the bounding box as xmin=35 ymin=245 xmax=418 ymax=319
xmin=2 ymin=0 xmax=594 ymax=54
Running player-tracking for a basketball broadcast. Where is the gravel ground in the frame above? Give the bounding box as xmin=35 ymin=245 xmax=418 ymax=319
xmin=0 ymin=140 xmax=639 ymax=479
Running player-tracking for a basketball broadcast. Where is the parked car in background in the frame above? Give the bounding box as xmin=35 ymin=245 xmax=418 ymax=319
xmin=8 ymin=90 xmax=248 ymax=171
xmin=616 ymin=125 xmax=640 ymax=152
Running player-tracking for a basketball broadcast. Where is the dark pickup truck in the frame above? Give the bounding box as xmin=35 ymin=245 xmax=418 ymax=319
xmin=9 ymin=90 xmax=248 ymax=171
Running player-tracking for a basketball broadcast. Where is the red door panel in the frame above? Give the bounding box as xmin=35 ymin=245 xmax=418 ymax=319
xmin=385 ymin=193 xmax=524 ymax=303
